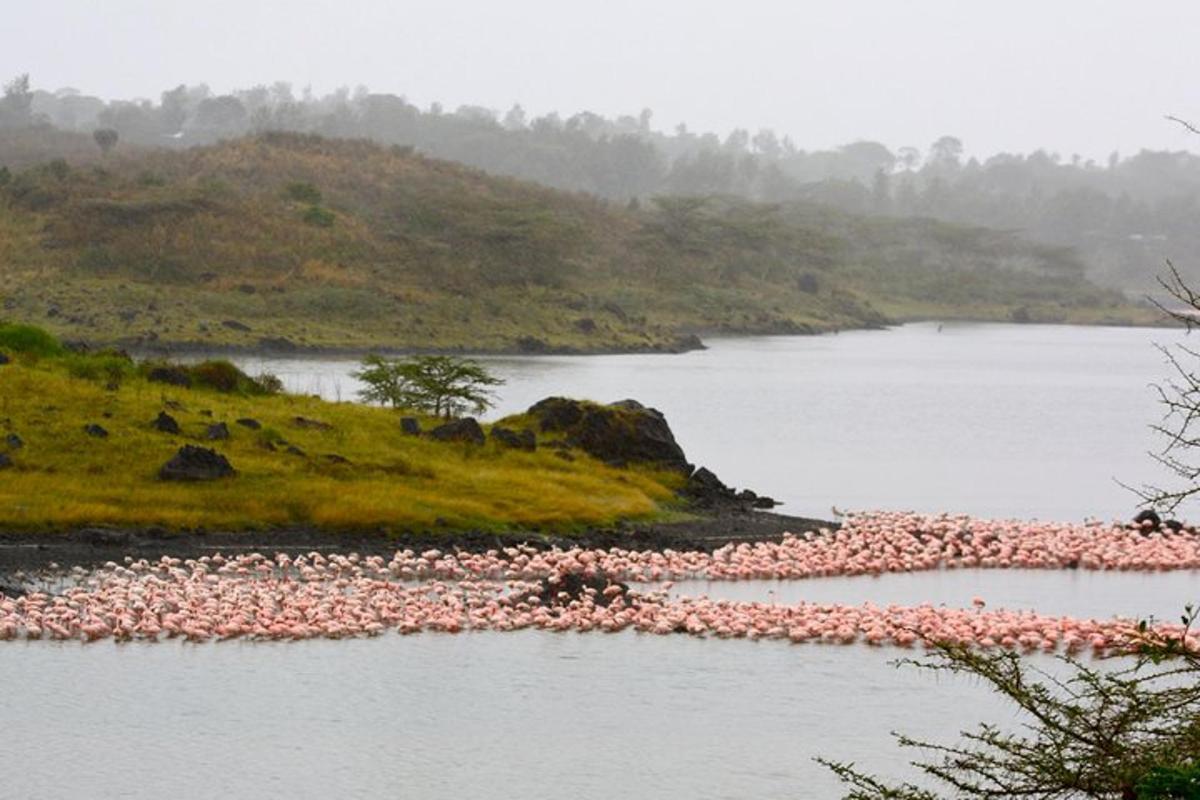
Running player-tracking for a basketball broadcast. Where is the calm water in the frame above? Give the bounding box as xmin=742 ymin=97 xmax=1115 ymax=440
xmin=231 ymin=322 xmax=1192 ymax=520
xmin=7 ymin=324 xmax=1200 ymax=799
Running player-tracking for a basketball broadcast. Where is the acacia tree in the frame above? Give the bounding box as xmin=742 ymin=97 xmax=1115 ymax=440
xmin=820 ymin=611 xmax=1200 ymax=799
xmin=93 ymin=128 xmax=119 ymax=155
xmin=353 ymin=354 xmax=503 ymax=418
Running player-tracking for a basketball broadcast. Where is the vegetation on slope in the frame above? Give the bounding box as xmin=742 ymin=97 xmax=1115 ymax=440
xmin=0 ymin=325 xmax=680 ymax=532
xmin=0 ymin=133 xmax=1154 ymax=354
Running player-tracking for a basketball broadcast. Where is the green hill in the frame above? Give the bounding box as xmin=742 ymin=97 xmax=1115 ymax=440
xmin=0 ymin=132 xmax=1155 ymax=353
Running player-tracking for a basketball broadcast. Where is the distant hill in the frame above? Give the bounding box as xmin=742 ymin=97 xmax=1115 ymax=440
xmin=0 ymin=133 xmax=1154 ymax=353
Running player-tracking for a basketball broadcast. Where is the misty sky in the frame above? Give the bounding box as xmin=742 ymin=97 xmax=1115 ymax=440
xmin=6 ymin=0 xmax=1200 ymax=159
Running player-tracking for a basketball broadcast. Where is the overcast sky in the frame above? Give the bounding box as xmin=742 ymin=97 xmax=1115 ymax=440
xmin=6 ymin=0 xmax=1200 ymax=160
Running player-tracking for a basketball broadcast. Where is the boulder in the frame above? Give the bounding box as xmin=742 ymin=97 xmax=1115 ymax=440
xmin=285 ymin=445 xmax=306 ymax=457
xmin=5 ymin=433 xmax=22 ymax=449
xmin=684 ymin=467 xmax=736 ymax=505
xmin=527 ymin=397 xmax=688 ymax=469
xmin=235 ymin=417 xmax=262 ymax=430
xmin=84 ymin=423 xmax=109 ymax=438
xmin=1134 ymin=509 xmax=1162 ymax=529
xmin=0 ymin=352 xmax=9 ymax=365
xmin=429 ymin=417 xmax=486 ymax=445
xmin=528 ymin=397 xmax=585 ymax=432
xmin=490 ymin=426 xmax=536 ymax=451
xmin=222 ymin=319 xmax=252 ymax=332
xmin=147 ymin=366 xmax=191 ymax=387
xmin=400 ymin=417 xmax=421 ymax=436
xmin=0 ymin=453 xmax=11 ymax=470
xmin=0 ymin=579 xmax=25 ymax=599
xmin=527 ymin=570 xmax=627 ymax=608
xmin=323 ymin=454 xmax=350 ymax=465
xmin=292 ymin=416 xmax=333 ymax=431
xmin=205 ymin=422 xmax=230 ymax=440
xmin=153 ymin=411 xmax=181 ymax=434
xmin=159 ymin=445 xmax=235 ymax=481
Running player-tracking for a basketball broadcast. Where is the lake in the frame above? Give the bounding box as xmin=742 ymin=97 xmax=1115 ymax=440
xmin=5 ymin=322 xmax=1199 ymax=800
xmin=232 ymin=321 xmax=1193 ymax=520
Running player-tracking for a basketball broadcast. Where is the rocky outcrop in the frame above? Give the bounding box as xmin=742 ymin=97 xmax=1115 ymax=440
xmin=205 ymin=422 xmax=230 ymax=440
xmin=490 ymin=426 xmax=536 ymax=451
xmin=159 ymin=445 xmax=235 ymax=481
xmin=153 ymin=411 xmax=181 ymax=434
xmin=429 ymin=418 xmax=486 ymax=445
xmin=526 ymin=397 xmax=688 ymax=470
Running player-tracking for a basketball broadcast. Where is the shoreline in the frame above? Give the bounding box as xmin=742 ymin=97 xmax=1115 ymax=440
xmin=0 ymin=510 xmax=838 ymax=573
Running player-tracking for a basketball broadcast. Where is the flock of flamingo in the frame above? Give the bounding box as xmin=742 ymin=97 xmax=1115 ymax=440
xmin=2 ymin=511 xmax=1198 ymax=651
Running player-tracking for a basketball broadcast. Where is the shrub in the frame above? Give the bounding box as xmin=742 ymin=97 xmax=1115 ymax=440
xmin=302 ymin=204 xmax=336 ymax=227
xmin=284 ymin=181 xmax=322 ymax=204
xmin=0 ymin=323 xmax=65 ymax=358
xmin=254 ymin=372 xmax=285 ymax=394
xmin=189 ymin=359 xmax=259 ymax=393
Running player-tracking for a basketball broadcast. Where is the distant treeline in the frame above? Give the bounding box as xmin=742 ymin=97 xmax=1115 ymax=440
xmin=3 ymin=73 xmax=1197 ymax=290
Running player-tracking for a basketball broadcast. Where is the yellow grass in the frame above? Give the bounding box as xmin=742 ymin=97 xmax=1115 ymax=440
xmin=0 ymin=361 xmax=682 ymax=532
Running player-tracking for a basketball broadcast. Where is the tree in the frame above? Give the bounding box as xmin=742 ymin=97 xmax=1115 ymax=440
xmin=353 ymin=355 xmax=504 ymax=418
xmin=93 ymin=128 xmax=118 ymax=155
xmin=820 ymin=609 xmax=1200 ymax=799
xmin=0 ymin=73 xmax=33 ymax=128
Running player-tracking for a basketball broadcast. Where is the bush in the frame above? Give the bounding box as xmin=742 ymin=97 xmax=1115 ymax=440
xmin=302 ymin=204 xmax=336 ymax=227
xmin=189 ymin=360 xmax=263 ymax=394
xmin=284 ymin=181 xmax=322 ymax=204
xmin=0 ymin=323 xmax=65 ymax=358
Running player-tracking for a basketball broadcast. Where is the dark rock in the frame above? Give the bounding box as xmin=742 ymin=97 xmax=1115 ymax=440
xmin=84 ymin=423 xmax=109 ymax=438
xmin=574 ymin=317 xmax=597 ymax=334
xmin=752 ymin=495 xmax=779 ymax=509
xmin=1134 ymin=509 xmax=1162 ymax=529
xmin=0 ymin=352 xmax=9 ymax=365
xmin=671 ymin=334 xmax=705 ymax=352
xmin=158 ymin=445 xmax=235 ymax=481
xmin=429 ymin=417 xmax=486 ymax=445
xmin=222 ymin=319 xmax=252 ymax=332
xmin=147 ymin=366 xmax=191 ymax=387
xmin=235 ymin=418 xmax=262 ymax=430
xmin=199 ymin=409 xmax=213 ymax=417
xmin=205 ymin=422 xmax=230 ymax=440
xmin=685 ymin=467 xmax=736 ymax=505
xmin=400 ymin=417 xmax=421 ymax=436
xmin=286 ymin=445 xmax=306 ymax=457
xmin=323 ymin=454 xmax=350 ymax=464
xmin=528 ymin=571 xmax=627 ymax=608
xmin=0 ymin=579 xmax=25 ymax=599
xmin=153 ymin=411 xmax=181 ymax=434
xmin=526 ymin=396 xmax=689 ymax=469
xmin=528 ymin=397 xmax=586 ymax=431
xmin=516 ymin=336 xmax=550 ymax=353
xmin=0 ymin=453 xmax=11 ymax=469
xmin=73 ymin=528 xmax=132 ymax=547
xmin=257 ymin=336 xmax=298 ymax=352
xmin=292 ymin=416 xmax=333 ymax=431
xmin=796 ymin=272 xmax=820 ymax=294
xmin=5 ymin=433 xmax=23 ymax=449
xmin=1163 ymin=518 xmax=1185 ymax=533
xmin=490 ymin=426 xmax=536 ymax=451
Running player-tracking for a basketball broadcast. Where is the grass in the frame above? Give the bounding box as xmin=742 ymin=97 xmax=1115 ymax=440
xmin=0 ymin=133 xmax=1156 ymax=355
xmin=0 ymin=338 xmax=683 ymax=533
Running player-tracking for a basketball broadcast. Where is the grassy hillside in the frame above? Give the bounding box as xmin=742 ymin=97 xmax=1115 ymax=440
xmin=0 ymin=325 xmax=680 ymax=531
xmin=0 ymin=133 xmax=1157 ymax=354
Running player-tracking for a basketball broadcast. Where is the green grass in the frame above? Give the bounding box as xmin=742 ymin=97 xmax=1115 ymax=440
xmin=0 ymin=336 xmax=683 ymax=533
xmin=0 ymin=133 xmax=1155 ymax=353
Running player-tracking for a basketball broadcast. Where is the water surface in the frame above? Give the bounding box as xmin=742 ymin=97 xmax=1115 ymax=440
xmin=232 ymin=322 xmax=1192 ymax=520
